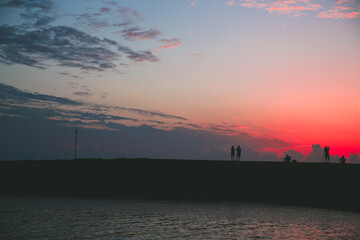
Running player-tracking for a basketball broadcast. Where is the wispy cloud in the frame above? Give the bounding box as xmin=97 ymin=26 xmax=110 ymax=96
xmin=73 ymin=91 xmax=92 ymax=97
xmin=0 ymin=82 xmax=186 ymax=131
xmin=121 ymin=27 xmax=161 ymax=41
xmin=318 ymin=0 xmax=360 ymax=19
xmin=236 ymin=0 xmax=321 ymax=16
xmin=189 ymin=53 xmax=204 ymax=59
xmin=157 ymin=38 xmax=182 ymax=49
xmin=225 ymin=0 xmax=360 ymax=19
xmin=188 ymin=0 xmax=197 ymax=7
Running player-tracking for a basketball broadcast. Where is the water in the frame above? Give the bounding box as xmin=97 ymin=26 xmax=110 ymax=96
xmin=1 ymin=197 xmax=360 ymax=239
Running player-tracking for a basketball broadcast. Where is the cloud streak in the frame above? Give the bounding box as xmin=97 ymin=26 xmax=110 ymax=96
xmin=318 ymin=0 xmax=360 ymax=19
xmin=225 ymin=0 xmax=360 ymax=18
xmin=157 ymin=38 xmax=182 ymax=49
xmin=0 ymin=83 xmax=186 ymax=130
xmin=121 ymin=27 xmax=162 ymax=41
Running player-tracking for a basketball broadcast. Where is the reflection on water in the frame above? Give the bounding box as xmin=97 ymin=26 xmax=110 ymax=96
xmin=1 ymin=196 xmax=360 ymax=239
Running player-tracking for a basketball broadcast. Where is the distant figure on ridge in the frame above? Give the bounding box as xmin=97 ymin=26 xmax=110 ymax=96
xmin=231 ymin=146 xmax=235 ymax=161
xmin=284 ymin=154 xmax=291 ymax=163
xmin=236 ymin=145 xmax=241 ymax=161
xmin=324 ymin=146 xmax=330 ymax=163
xmin=339 ymin=155 xmax=346 ymax=164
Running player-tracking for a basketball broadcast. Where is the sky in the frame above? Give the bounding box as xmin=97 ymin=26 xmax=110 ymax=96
xmin=0 ymin=0 xmax=359 ymax=162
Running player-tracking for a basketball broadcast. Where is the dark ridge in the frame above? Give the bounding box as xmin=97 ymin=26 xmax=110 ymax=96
xmin=1 ymin=159 xmax=359 ymax=212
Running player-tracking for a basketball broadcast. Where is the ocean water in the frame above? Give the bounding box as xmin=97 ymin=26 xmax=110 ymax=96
xmin=1 ymin=197 xmax=360 ymax=239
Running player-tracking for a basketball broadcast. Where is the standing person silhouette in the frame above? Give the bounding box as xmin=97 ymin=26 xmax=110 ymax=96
xmin=324 ymin=146 xmax=330 ymax=163
xmin=231 ymin=146 xmax=235 ymax=161
xmin=236 ymin=145 xmax=241 ymax=161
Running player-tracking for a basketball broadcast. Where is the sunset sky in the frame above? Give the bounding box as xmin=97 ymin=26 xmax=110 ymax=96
xmin=1 ymin=0 xmax=359 ymax=162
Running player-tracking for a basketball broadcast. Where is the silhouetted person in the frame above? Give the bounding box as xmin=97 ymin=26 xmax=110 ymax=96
xmin=236 ymin=145 xmax=241 ymax=161
xmin=324 ymin=146 xmax=330 ymax=163
xmin=339 ymin=155 xmax=345 ymax=164
xmin=284 ymin=154 xmax=291 ymax=163
xmin=231 ymin=146 xmax=235 ymax=161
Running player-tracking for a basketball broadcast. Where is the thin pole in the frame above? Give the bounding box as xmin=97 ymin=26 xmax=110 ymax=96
xmin=75 ymin=128 xmax=78 ymax=160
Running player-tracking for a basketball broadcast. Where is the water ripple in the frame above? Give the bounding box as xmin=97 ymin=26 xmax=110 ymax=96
xmin=1 ymin=197 xmax=360 ymax=239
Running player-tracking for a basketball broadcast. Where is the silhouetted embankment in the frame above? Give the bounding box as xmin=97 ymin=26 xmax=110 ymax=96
xmin=1 ymin=159 xmax=359 ymax=212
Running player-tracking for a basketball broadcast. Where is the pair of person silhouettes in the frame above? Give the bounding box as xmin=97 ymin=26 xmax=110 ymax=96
xmin=231 ymin=145 xmax=241 ymax=161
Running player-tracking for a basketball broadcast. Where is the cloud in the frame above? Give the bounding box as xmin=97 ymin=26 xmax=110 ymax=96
xmin=0 ymin=83 xmax=294 ymax=161
xmin=226 ymin=0 xmax=360 ymax=19
xmin=0 ymin=0 xmax=55 ymax=26
xmin=188 ymin=0 xmax=197 ymax=7
xmin=65 ymin=5 xmax=142 ymax=29
xmin=0 ymin=0 xmax=54 ymax=11
xmin=0 ymin=25 xmax=159 ymax=71
xmin=157 ymin=38 xmax=182 ymax=49
xmin=117 ymin=6 xmax=143 ymax=18
xmin=303 ymin=144 xmax=343 ymax=163
xmin=121 ymin=27 xmax=162 ymax=41
xmin=189 ymin=53 xmax=204 ymax=59
xmin=317 ymin=0 xmax=360 ymax=19
xmin=281 ymin=146 xmax=360 ymax=163
xmin=73 ymin=91 xmax=92 ymax=97
xmin=0 ymin=83 xmax=186 ymax=128
xmin=227 ymin=0 xmax=237 ymax=7
xmin=0 ymin=0 xmax=161 ymax=72
xmin=349 ymin=153 xmax=360 ymax=163
xmin=236 ymin=0 xmax=321 ymax=16
xmin=304 ymin=144 xmax=324 ymax=162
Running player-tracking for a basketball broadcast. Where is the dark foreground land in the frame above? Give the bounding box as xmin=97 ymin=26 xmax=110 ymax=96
xmin=1 ymin=159 xmax=359 ymax=212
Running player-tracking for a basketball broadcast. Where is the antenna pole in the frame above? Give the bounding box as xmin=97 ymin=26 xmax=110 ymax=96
xmin=75 ymin=128 xmax=78 ymax=160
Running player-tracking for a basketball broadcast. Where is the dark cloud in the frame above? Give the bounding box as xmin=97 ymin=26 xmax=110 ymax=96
xmin=100 ymin=7 xmax=111 ymax=13
xmin=65 ymin=5 xmax=143 ymax=32
xmin=73 ymin=91 xmax=92 ymax=97
xmin=0 ymin=82 xmax=79 ymax=106
xmin=123 ymin=50 xmax=158 ymax=62
xmin=304 ymin=144 xmax=323 ymax=162
xmin=0 ymin=83 xmax=186 ymax=125
xmin=110 ymin=106 xmax=186 ymax=121
xmin=186 ymin=123 xmax=202 ymax=128
xmin=0 ymin=0 xmax=159 ymax=72
xmin=0 ymin=0 xmax=54 ymax=11
xmin=302 ymin=144 xmax=342 ymax=163
xmin=0 ymin=0 xmax=56 ymax=26
xmin=121 ymin=27 xmax=161 ymax=41
xmin=59 ymin=72 xmax=80 ymax=79
xmin=349 ymin=153 xmax=360 ymax=163
xmin=0 ymin=83 xmax=294 ymax=161
xmin=146 ymin=120 xmax=166 ymax=125
xmin=0 ymin=25 xmax=158 ymax=71
xmin=283 ymin=146 xmax=360 ymax=163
